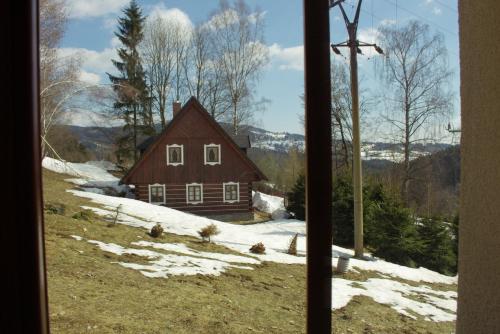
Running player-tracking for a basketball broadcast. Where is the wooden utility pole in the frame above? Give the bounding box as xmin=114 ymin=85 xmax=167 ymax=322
xmin=330 ymin=0 xmax=383 ymax=258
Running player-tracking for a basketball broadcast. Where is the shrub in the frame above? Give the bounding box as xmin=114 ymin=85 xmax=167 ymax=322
xmin=44 ymin=202 xmax=66 ymax=215
xmin=287 ymin=233 xmax=298 ymax=255
xmin=150 ymin=223 xmax=164 ymax=238
xmin=72 ymin=209 xmax=95 ymax=221
xmin=198 ymin=224 xmax=220 ymax=242
xmin=286 ymin=174 xmax=305 ymax=220
xmin=250 ymin=242 xmax=266 ymax=254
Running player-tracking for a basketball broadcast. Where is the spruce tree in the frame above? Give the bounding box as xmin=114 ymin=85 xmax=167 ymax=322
xmin=108 ymin=0 xmax=151 ymax=164
xmin=415 ymin=217 xmax=457 ymax=275
xmin=286 ymin=174 xmax=305 ymax=220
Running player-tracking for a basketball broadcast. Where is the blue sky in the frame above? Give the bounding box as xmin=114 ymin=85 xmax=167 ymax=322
xmin=61 ymin=0 xmax=460 ymax=138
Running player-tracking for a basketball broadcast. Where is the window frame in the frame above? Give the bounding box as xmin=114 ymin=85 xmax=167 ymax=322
xmin=148 ymin=184 xmax=166 ymax=205
xmin=204 ymin=143 xmax=221 ymax=165
xmin=186 ymin=183 xmax=203 ymax=205
xmin=166 ymin=144 xmax=184 ymax=166
xmin=223 ymin=182 xmax=240 ymax=203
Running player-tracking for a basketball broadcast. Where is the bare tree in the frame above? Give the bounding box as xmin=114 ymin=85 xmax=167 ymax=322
xmin=183 ymin=24 xmax=231 ymax=120
xmin=39 ymin=0 xmax=81 ymax=157
xmin=142 ymin=15 xmax=176 ymax=128
xmin=379 ymin=20 xmax=453 ymax=203
xmin=209 ymin=0 xmax=269 ymax=134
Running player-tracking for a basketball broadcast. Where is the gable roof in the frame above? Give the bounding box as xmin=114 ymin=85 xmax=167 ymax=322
xmin=120 ymin=97 xmax=267 ymax=184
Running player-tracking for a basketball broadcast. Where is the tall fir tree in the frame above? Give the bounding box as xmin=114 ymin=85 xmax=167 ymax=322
xmin=108 ymin=0 xmax=152 ymax=164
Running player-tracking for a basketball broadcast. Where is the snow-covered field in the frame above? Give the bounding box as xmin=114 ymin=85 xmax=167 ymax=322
xmin=44 ymin=157 xmax=458 ymax=322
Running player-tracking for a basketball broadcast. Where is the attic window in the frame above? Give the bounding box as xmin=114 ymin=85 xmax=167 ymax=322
xmin=186 ymin=183 xmax=203 ymax=204
xmin=166 ymin=144 xmax=184 ymax=166
xmin=149 ymin=184 xmax=165 ymax=205
xmin=223 ymin=182 xmax=240 ymax=203
xmin=204 ymin=144 xmax=221 ymax=165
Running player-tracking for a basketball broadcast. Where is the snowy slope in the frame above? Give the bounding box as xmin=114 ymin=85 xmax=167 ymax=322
xmin=44 ymin=158 xmax=458 ymax=322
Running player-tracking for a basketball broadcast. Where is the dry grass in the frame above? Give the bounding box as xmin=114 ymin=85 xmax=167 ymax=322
xmin=43 ymin=169 xmax=456 ymax=334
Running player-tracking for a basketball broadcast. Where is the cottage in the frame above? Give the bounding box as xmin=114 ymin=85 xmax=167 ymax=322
xmin=120 ymin=97 xmax=267 ymax=221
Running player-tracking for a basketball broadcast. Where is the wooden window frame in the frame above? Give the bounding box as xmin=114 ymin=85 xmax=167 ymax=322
xmin=166 ymin=144 xmax=184 ymax=166
xmin=148 ymin=184 xmax=166 ymax=205
xmin=223 ymin=182 xmax=240 ymax=203
xmin=186 ymin=183 xmax=203 ymax=205
xmin=203 ymin=143 xmax=221 ymax=165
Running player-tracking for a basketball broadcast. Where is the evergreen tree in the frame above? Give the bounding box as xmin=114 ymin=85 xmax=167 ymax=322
xmin=331 ymin=173 xmax=355 ymax=246
xmin=415 ymin=217 xmax=457 ymax=275
xmin=286 ymin=174 xmax=305 ymax=220
xmin=367 ymin=191 xmax=421 ymax=267
xmin=108 ymin=0 xmax=152 ymax=164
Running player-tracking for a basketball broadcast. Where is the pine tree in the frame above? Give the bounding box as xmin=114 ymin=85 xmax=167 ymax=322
xmin=108 ymin=0 xmax=152 ymax=164
xmin=286 ymin=174 xmax=305 ymax=220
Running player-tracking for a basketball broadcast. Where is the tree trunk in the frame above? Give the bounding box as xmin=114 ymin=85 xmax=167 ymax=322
xmin=403 ymin=102 xmax=411 ymax=205
xmin=133 ymin=104 xmax=138 ymax=163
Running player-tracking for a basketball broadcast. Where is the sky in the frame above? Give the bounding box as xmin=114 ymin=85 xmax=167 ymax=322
xmin=60 ymin=0 xmax=460 ymax=139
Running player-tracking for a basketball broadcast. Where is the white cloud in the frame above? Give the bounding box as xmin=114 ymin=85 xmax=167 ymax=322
xmin=79 ymin=70 xmax=101 ymax=85
xmin=268 ymin=44 xmax=304 ymax=71
xmin=66 ymin=0 xmax=128 ymax=19
xmin=148 ymin=4 xmax=193 ymax=31
xmin=58 ymin=46 xmax=117 ymax=75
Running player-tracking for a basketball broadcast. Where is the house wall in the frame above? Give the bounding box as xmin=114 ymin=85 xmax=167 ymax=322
xmin=134 ymin=182 xmax=253 ymax=217
xmin=457 ymin=1 xmax=500 ymax=332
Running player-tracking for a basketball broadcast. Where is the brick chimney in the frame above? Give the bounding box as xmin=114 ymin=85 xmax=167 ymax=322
xmin=173 ymin=101 xmax=182 ymax=118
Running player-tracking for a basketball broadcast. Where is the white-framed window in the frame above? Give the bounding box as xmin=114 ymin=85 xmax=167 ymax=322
xmin=204 ymin=143 xmax=221 ymax=165
xmin=223 ymin=182 xmax=240 ymax=203
xmin=166 ymin=144 xmax=184 ymax=166
xmin=148 ymin=184 xmax=166 ymax=205
xmin=186 ymin=183 xmax=203 ymax=204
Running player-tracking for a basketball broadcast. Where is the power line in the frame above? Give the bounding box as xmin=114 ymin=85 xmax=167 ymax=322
xmin=380 ymin=0 xmax=458 ymax=38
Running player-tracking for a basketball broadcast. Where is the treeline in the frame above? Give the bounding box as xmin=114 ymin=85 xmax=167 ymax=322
xmin=108 ymin=0 xmax=269 ymax=165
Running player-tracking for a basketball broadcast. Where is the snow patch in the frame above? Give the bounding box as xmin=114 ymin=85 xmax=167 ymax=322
xmin=332 ymin=278 xmax=456 ymax=322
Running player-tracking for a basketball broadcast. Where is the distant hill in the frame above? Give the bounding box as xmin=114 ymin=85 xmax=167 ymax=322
xmin=64 ymin=124 xmax=451 ymax=164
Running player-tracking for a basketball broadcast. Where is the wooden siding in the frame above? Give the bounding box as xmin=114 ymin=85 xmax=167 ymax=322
xmin=126 ymin=104 xmax=261 ymax=185
xmin=135 ymin=182 xmax=252 ymax=215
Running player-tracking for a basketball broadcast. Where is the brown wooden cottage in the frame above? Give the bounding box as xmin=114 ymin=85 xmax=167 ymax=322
xmin=120 ymin=97 xmax=267 ymax=221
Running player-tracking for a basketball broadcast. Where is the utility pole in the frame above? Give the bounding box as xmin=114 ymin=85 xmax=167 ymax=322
xmin=330 ymin=0 xmax=383 ymax=258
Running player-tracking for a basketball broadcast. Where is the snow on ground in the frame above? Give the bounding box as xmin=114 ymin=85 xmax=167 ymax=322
xmin=252 ymin=191 xmax=289 ymax=220
xmin=71 ymin=236 xmax=253 ymax=278
xmin=332 ymin=278 xmax=456 ymax=322
xmin=72 ymin=189 xmax=457 ymax=285
xmin=43 ymin=157 xmax=129 ymax=194
xmin=45 ymin=158 xmax=457 ymax=322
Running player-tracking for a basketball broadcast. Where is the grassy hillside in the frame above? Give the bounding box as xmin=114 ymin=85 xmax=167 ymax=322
xmin=43 ymin=169 xmax=456 ymax=334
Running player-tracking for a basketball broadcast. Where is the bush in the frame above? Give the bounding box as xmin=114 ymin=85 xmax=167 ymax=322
xmin=44 ymin=202 xmax=66 ymax=215
xmin=286 ymin=174 xmax=305 ymax=220
xmin=287 ymin=233 xmax=298 ymax=255
xmin=72 ymin=209 xmax=95 ymax=221
xmin=150 ymin=223 xmax=164 ymax=238
xmin=198 ymin=224 xmax=220 ymax=242
xmin=250 ymin=242 xmax=266 ymax=254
